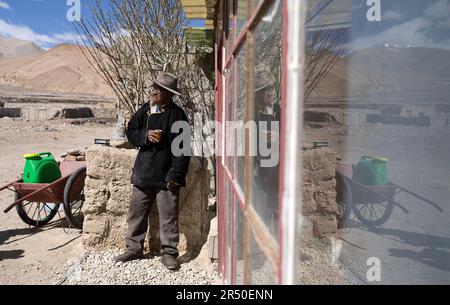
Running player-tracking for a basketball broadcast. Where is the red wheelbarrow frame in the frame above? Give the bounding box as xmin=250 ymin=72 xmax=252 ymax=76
xmin=1 ymin=161 xmax=86 ymax=214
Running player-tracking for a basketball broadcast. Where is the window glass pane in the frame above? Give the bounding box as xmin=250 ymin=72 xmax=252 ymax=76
xmin=301 ymin=0 xmax=450 ymax=284
xmin=234 ymin=200 xmax=245 ymax=285
xmin=236 ymin=0 xmax=248 ymax=36
xmin=252 ymin=0 xmax=282 ymax=240
xmin=252 ymin=0 xmax=263 ymax=13
xmin=225 ymin=67 xmax=234 ymax=171
xmin=217 ymin=0 xmax=224 ymax=42
xmin=249 ymin=229 xmax=277 ymax=284
xmin=225 ymin=178 xmax=233 ymax=283
xmin=226 ymin=0 xmax=234 ymax=57
xmin=235 ymin=44 xmax=246 ymax=192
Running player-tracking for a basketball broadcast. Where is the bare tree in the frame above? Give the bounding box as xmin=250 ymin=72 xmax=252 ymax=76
xmin=304 ymin=26 xmax=347 ymax=100
xmin=254 ymin=3 xmax=347 ymax=102
xmin=74 ymin=0 xmax=214 ymax=131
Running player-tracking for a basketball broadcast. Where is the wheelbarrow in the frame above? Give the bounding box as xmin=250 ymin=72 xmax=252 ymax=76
xmin=0 ymin=161 xmax=87 ymax=230
xmin=336 ymin=162 xmax=444 ymax=228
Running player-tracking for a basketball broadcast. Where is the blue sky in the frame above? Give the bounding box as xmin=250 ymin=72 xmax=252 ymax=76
xmin=0 ymin=0 xmax=204 ymax=49
xmin=1 ymin=0 xmax=449 ymax=51
xmin=0 ymin=0 xmax=94 ymax=49
xmin=350 ymin=0 xmax=450 ymax=50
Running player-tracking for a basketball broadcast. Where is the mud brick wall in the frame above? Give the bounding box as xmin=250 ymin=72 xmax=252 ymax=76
xmin=302 ymin=147 xmax=338 ymax=238
xmin=82 ymin=146 xmax=211 ymax=256
xmin=298 ymin=147 xmax=341 ymax=284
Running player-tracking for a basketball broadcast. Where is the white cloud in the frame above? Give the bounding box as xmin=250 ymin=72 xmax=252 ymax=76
xmin=351 ymin=18 xmax=430 ymax=49
xmin=383 ymin=10 xmax=403 ymax=21
xmin=425 ymin=0 xmax=450 ymax=19
xmin=351 ymin=17 xmax=450 ymax=50
xmin=0 ymin=19 xmax=82 ymax=49
xmin=0 ymin=1 xmax=10 ymax=10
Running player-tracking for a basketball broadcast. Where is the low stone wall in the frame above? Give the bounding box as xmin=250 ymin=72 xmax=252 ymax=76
xmin=82 ymin=146 xmax=211 ymax=259
xmin=299 ymin=146 xmax=341 ymax=284
xmin=55 ymin=107 xmax=95 ymax=119
xmin=302 ymin=146 xmax=338 ymax=238
xmin=304 ymin=111 xmax=337 ymax=123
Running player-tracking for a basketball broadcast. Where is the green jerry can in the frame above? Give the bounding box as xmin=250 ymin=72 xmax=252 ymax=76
xmin=352 ymin=156 xmax=389 ymax=185
xmin=23 ymin=152 xmax=62 ymax=183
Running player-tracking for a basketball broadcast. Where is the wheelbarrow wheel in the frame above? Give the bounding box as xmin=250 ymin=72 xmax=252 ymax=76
xmin=63 ymin=166 xmax=86 ymax=230
xmin=336 ymin=173 xmax=352 ymax=228
xmin=352 ymin=196 xmax=394 ymax=227
xmin=14 ymin=193 xmax=59 ymax=227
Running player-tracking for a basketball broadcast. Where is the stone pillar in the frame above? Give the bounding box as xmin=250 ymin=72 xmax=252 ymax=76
xmin=82 ymin=146 xmax=212 ymax=258
xmin=298 ymin=146 xmax=342 ymax=284
xmin=302 ymin=146 xmax=338 ymax=238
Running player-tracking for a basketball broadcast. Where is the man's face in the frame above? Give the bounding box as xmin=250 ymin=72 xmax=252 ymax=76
xmin=263 ymin=89 xmax=274 ymax=106
xmin=150 ymin=84 xmax=171 ymax=104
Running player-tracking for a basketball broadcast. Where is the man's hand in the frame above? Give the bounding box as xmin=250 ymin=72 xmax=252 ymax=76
xmin=167 ymin=181 xmax=179 ymax=190
xmin=147 ymin=130 xmax=162 ymax=143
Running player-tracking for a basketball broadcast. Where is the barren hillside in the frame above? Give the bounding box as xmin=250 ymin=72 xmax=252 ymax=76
xmin=0 ymin=43 xmax=113 ymax=98
xmin=0 ymin=35 xmax=43 ymax=59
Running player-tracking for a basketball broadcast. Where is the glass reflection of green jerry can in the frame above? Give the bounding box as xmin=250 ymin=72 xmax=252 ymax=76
xmin=352 ymin=156 xmax=389 ymax=185
xmin=23 ymin=152 xmax=62 ymax=183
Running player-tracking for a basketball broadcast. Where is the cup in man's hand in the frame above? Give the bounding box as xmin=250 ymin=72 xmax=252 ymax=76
xmin=148 ymin=130 xmax=163 ymax=143
xmin=155 ymin=129 xmax=163 ymax=142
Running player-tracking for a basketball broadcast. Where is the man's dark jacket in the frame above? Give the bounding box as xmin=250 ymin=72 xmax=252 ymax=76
xmin=127 ymin=101 xmax=191 ymax=188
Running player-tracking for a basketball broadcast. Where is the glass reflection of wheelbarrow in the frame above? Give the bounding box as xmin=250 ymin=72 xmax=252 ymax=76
xmin=335 ymin=157 xmax=444 ymax=228
xmin=0 ymin=160 xmax=86 ymax=230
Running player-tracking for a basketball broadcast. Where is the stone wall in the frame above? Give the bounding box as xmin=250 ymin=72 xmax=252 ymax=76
xmin=302 ymin=146 xmax=338 ymax=238
xmin=299 ymin=146 xmax=341 ymax=284
xmin=82 ymin=146 xmax=212 ymax=259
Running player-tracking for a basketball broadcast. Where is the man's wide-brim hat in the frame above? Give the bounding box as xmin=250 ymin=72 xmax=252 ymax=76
xmin=153 ymin=72 xmax=182 ymax=96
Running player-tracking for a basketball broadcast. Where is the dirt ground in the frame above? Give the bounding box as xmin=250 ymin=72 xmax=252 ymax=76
xmin=0 ymin=115 xmax=113 ymax=285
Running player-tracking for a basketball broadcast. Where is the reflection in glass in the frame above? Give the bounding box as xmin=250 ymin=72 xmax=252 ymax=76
xmin=234 ymin=200 xmax=245 ymax=285
xmin=249 ymin=229 xmax=277 ymax=284
xmin=252 ymin=0 xmax=282 ymax=240
xmin=302 ymin=0 xmax=450 ymax=284
xmin=236 ymin=0 xmax=248 ymax=36
xmin=235 ymin=44 xmax=246 ymax=192
xmin=226 ymin=68 xmax=234 ymax=170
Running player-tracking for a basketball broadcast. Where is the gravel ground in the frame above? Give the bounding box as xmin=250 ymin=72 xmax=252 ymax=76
xmin=63 ymin=249 xmax=220 ymax=285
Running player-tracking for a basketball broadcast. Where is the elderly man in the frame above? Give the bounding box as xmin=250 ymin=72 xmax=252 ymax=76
xmin=114 ymin=72 xmax=191 ymax=271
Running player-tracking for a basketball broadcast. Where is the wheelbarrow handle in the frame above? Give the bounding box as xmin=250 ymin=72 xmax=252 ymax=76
xmin=3 ymin=176 xmax=67 ymax=213
xmin=0 ymin=179 xmax=21 ymax=193
xmin=391 ymin=182 xmax=444 ymax=213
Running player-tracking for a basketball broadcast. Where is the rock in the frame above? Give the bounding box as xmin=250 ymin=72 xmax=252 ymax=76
xmin=76 ymin=156 xmax=86 ymax=161
xmin=313 ymin=215 xmax=338 ymax=238
xmin=110 ymin=140 xmax=134 ymax=149
xmin=65 ymin=155 xmax=77 ymax=161
xmin=67 ymin=149 xmax=80 ymax=156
